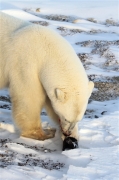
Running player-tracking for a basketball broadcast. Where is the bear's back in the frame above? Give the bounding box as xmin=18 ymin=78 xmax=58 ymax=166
xmin=0 ymin=12 xmax=30 ymax=35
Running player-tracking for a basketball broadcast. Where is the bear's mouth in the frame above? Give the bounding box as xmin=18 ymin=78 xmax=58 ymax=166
xmin=58 ymin=119 xmax=71 ymax=136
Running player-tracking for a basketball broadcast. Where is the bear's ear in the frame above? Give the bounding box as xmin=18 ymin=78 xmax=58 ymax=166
xmin=88 ymin=81 xmax=94 ymax=97
xmin=55 ymin=88 xmax=66 ymax=102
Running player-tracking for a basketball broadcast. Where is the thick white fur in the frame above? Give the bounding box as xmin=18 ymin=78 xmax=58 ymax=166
xmin=0 ymin=12 xmax=94 ymax=140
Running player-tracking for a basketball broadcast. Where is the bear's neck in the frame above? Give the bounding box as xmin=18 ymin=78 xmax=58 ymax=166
xmin=38 ymin=27 xmax=89 ymax=98
xmin=40 ymin=49 xmax=88 ymax=99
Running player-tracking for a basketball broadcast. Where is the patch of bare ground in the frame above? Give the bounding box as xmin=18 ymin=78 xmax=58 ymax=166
xmin=77 ymin=40 xmax=119 ymax=48
xmin=27 ymin=11 xmax=76 ymax=23
xmin=88 ymin=75 xmax=119 ymax=101
xmin=105 ymin=18 xmax=119 ymax=26
xmin=0 ymin=96 xmax=10 ymax=102
xmin=57 ymin=26 xmax=107 ymax=36
xmin=77 ymin=53 xmax=92 ymax=69
xmin=86 ymin=18 xmax=98 ymax=23
xmin=0 ymin=96 xmax=11 ymax=110
xmin=76 ymin=40 xmax=119 ymax=71
xmin=44 ymin=14 xmax=75 ymax=22
xmin=0 ymin=139 xmax=64 ymax=169
xmin=0 ymin=104 xmax=11 ymax=110
xmin=31 ymin=21 xmax=49 ymax=26
xmin=57 ymin=26 xmax=83 ymax=36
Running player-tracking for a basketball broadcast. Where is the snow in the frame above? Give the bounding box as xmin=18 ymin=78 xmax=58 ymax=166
xmin=0 ymin=0 xmax=119 ymax=179
xmin=3 ymin=0 xmax=119 ymax=21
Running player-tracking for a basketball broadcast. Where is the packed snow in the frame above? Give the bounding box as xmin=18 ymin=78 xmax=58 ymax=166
xmin=0 ymin=0 xmax=119 ymax=179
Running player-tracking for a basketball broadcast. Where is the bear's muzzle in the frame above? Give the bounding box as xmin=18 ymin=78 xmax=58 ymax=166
xmin=60 ymin=121 xmax=76 ymax=136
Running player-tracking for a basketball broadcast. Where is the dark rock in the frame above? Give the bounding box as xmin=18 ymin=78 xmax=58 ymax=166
xmin=101 ymin=111 xmax=107 ymax=115
xmin=62 ymin=137 xmax=78 ymax=151
xmin=95 ymin=115 xmax=99 ymax=118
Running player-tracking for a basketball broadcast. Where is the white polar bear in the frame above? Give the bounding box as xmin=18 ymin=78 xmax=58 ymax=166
xmin=0 ymin=12 xmax=94 ymax=141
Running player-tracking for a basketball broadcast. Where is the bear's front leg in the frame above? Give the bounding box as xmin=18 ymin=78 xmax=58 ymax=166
xmin=13 ymin=109 xmax=56 ymax=140
xmin=11 ymin=90 xmax=56 ymax=141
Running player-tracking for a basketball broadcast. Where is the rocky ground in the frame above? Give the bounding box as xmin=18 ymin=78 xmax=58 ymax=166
xmin=0 ymin=139 xmax=64 ymax=169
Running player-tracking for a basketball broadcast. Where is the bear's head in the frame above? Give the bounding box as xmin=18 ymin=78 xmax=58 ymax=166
xmin=50 ymin=81 xmax=94 ymax=136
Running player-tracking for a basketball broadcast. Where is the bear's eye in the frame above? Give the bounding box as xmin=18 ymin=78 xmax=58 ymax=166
xmin=65 ymin=119 xmax=70 ymax=123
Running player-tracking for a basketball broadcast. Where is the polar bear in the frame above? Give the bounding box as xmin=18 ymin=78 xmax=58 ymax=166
xmin=0 ymin=12 xmax=94 ymax=141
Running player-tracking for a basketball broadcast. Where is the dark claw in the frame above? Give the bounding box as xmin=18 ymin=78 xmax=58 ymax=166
xmin=62 ymin=137 xmax=78 ymax=151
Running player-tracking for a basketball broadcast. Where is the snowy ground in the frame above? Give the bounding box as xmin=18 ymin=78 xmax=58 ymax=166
xmin=0 ymin=0 xmax=119 ymax=179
